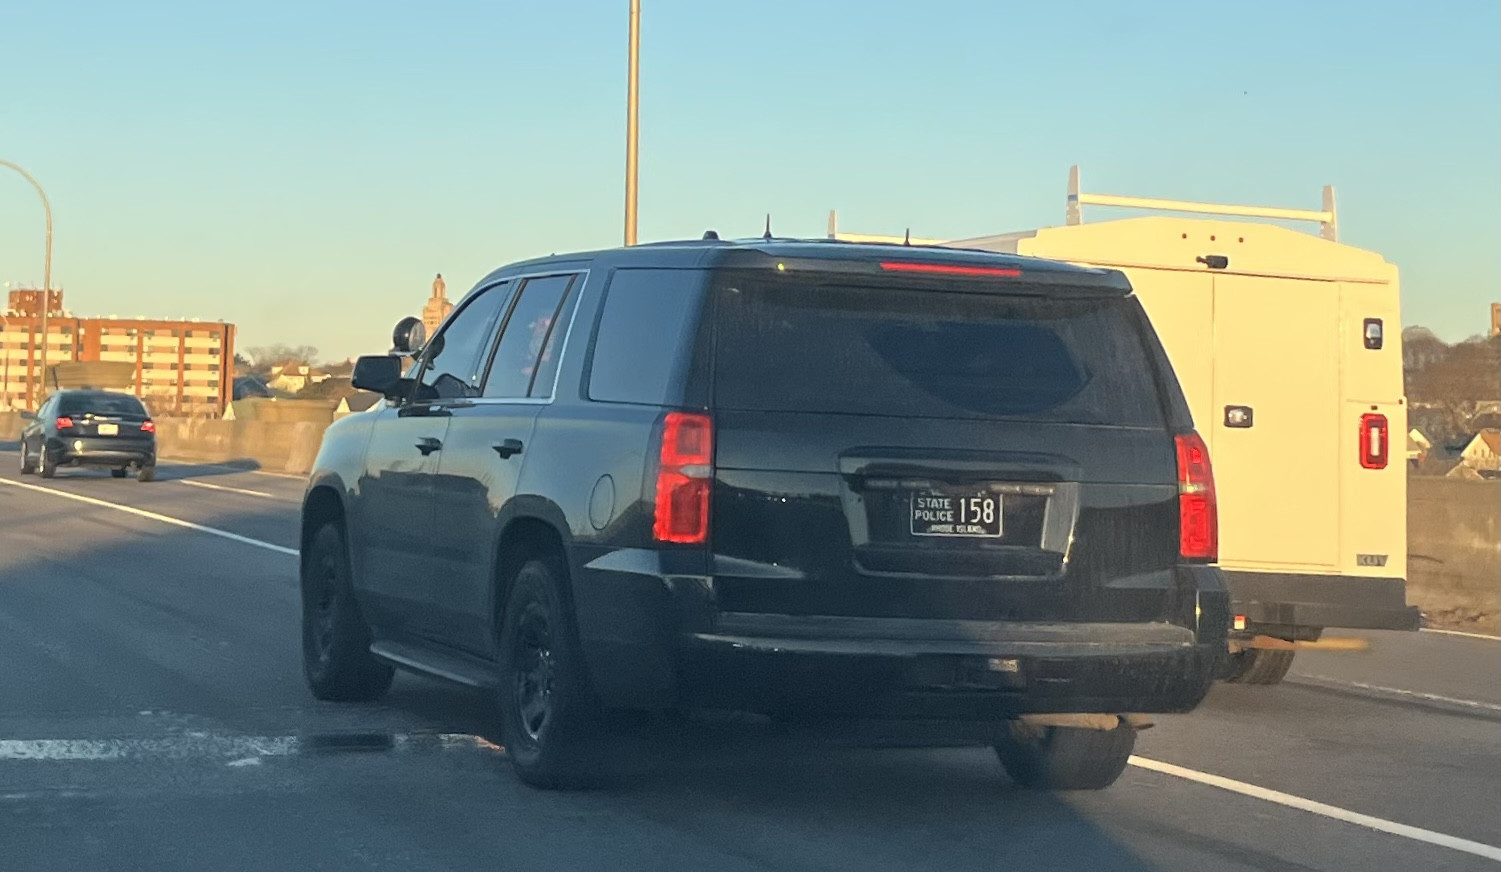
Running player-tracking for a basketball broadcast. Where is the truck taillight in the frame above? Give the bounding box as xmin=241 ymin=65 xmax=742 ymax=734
xmin=1359 ymin=414 xmax=1388 ymax=470
xmin=1175 ymin=432 xmax=1218 ymax=562
xmin=141 ymin=420 xmax=156 ymax=434
xmin=653 ymin=412 xmax=713 ymax=544
xmin=55 ymin=416 xmax=75 ymax=430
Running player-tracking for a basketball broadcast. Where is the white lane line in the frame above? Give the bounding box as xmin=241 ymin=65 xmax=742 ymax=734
xmin=0 ymin=477 xmax=298 ymax=557
xmin=178 ymin=478 xmax=279 ymax=500
xmin=1294 ymin=674 xmax=1501 ymax=714
xmin=0 ymin=733 xmax=503 ymax=762
xmin=1422 ymin=628 xmax=1501 ymax=642
xmin=1130 ymin=756 xmax=1501 ymax=862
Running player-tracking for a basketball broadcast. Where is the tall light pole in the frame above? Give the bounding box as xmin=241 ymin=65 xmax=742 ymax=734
xmin=0 ymin=158 xmax=54 ymax=409
xmin=624 ymin=0 xmax=641 ymax=246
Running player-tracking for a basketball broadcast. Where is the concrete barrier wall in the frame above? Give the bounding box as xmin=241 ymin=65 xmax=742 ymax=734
xmin=154 ymin=417 xmax=330 ymax=476
xmin=1407 ymin=476 xmax=1500 ymax=628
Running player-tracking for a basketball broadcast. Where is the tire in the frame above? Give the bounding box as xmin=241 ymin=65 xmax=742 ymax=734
xmin=136 ymin=464 xmax=156 ymax=483
xmin=497 ymin=557 xmax=604 ymax=790
xmin=19 ymin=443 xmax=35 ymax=475
xmin=38 ymin=448 xmax=55 ymax=479
xmin=994 ymin=721 xmax=1137 ymax=791
xmin=300 ymin=523 xmax=394 ymax=702
xmin=1223 ymin=648 xmax=1295 ymax=685
xmin=111 ymin=468 xmax=129 ymax=479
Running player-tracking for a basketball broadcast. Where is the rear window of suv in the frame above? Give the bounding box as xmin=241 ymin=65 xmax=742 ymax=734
xmin=712 ymin=277 xmax=1166 ymax=427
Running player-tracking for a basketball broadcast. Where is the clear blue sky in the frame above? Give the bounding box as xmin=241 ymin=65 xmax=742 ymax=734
xmin=2 ymin=0 xmax=1497 ymax=362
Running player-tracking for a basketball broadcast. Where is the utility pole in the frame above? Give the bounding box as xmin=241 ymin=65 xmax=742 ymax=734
xmin=0 ymin=158 xmax=54 ymax=409
xmin=624 ymin=0 xmax=641 ymax=246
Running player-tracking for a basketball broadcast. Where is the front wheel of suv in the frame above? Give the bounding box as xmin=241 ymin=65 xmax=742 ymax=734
xmin=497 ymin=557 xmax=604 ymax=790
xmin=994 ymin=720 xmax=1137 ymax=791
xmin=19 ymin=443 xmax=35 ymax=475
xmin=300 ymin=523 xmax=394 ymax=702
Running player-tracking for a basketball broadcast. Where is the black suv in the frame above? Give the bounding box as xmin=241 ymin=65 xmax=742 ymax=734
xmin=301 ymin=238 xmax=1229 ymax=790
xmin=19 ymin=389 xmax=158 ymax=481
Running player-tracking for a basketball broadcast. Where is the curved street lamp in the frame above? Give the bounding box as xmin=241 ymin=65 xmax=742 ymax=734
xmin=0 ymin=157 xmax=54 ymax=409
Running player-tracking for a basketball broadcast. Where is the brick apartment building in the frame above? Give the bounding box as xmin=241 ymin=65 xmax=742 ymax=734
xmin=0 ymin=289 xmax=236 ymax=415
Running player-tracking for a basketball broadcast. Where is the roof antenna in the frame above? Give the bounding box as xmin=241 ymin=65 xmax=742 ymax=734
xmin=763 ymin=213 xmax=773 ymax=240
xmin=903 ymin=228 xmax=912 ymax=246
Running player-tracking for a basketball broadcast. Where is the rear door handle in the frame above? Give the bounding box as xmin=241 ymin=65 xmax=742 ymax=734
xmin=492 ymin=439 xmax=524 ymax=459
xmin=415 ymin=437 xmax=443 ymax=455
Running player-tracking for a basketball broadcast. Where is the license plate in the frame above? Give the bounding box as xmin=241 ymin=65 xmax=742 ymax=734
xmin=910 ymin=491 xmax=1003 ymax=538
xmin=97 ymin=423 xmax=119 ymax=436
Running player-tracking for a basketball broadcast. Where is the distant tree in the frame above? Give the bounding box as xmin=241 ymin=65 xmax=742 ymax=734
xmin=1404 ymin=331 xmax=1501 ymax=448
xmin=245 ymin=344 xmax=319 ymax=370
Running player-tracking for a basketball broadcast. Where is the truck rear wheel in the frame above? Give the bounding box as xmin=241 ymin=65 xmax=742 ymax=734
xmin=1223 ymin=648 xmax=1295 ymax=685
xmin=993 ymin=721 xmax=1136 ymax=790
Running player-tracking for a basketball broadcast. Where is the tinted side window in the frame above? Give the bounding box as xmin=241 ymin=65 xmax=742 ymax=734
xmin=482 ymin=274 xmax=577 ymax=399
xmin=417 ymin=283 xmax=510 ymax=401
xmin=587 ymin=268 xmax=706 ymax=406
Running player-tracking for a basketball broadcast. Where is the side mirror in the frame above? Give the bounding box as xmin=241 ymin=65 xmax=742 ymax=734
xmin=391 ymin=317 xmax=427 ymax=356
xmin=351 ymin=355 xmax=406 ymax=400
xmin=18 ymin=411 xmax=36 ymax=422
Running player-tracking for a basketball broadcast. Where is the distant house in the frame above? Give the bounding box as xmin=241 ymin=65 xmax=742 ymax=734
xmin=1459 ymin=428 xmax=1500 ymax=478
xmin=233 ymin=375 xmax=273 ymax=401
xmin=267 ymin=364 xmax=329 ymax=395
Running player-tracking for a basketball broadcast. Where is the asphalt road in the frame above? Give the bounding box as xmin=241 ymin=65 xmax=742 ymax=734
xmin=2 ymin=452 xmax=1498 ymax=871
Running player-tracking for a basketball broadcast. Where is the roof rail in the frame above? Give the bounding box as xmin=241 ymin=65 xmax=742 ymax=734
xmin=1065 ymin=165 xmax=1338 ymax=241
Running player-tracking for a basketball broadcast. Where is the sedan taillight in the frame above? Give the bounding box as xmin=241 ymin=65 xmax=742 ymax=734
xmin=55 ymin=416 xmax=75 ymax=430
xmin=141 ymin=420 xmax=157 ymax=434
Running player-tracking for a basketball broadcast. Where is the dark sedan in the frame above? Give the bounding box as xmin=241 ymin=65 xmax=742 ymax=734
xmin=19 ymin=390 xmax=158 ymax=481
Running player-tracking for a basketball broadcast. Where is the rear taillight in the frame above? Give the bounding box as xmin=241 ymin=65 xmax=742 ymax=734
xmin=141 ymin=420 xmax=156 ymax=434
xmin=1359 ymin=413 xmax=1388 ymax=470
xmin=653 ymin=412 xmax=713 ymax=544
xmin=1175 ymin=432 xmax=1218 ymax=562
xmin=55 ymin=416 xmax=75 ymax=430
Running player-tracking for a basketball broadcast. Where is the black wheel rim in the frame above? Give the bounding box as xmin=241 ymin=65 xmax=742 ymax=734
xmin=309 ymin=552 xmax=338 ymax=667
xmin=513 ymin=603 xmax=555 ymax=743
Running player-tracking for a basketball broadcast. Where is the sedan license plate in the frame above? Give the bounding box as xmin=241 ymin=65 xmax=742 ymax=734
xmin=97 ymin=423 xmax=120 ymax=436
xmin=910 ymin=491 xmax=1003 ymax=538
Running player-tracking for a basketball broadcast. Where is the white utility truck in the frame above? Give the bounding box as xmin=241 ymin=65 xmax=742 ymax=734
xmin=829 ymin=167 xmax=1419 ymax=684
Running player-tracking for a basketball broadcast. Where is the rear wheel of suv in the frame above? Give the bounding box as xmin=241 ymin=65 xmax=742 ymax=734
xmin=994 ymin=720 xmax=1137 ymax=790
xmin=136 ymin=463 xmax=157 ymax=483
xmin=37 ymin=448 xmax=55 ymax=479
xmin=497 ymin=557 xmax=604 ymax=790
xmin=1223 ymin=648 xmax=1295 ymax=685
xmin=300 ymin=523 xmax=394 ymax=702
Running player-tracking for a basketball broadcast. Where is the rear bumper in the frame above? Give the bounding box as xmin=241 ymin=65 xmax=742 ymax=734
xmin=676 ymin=616 xmax=1221 ymax=718
xmin=573 ymin=552 xmax=1228 ymax=717
xmin=1222 ymin=571 xmax=1420 ymax=633
xmin=47 ymin=437 xmax=155 ymax=467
